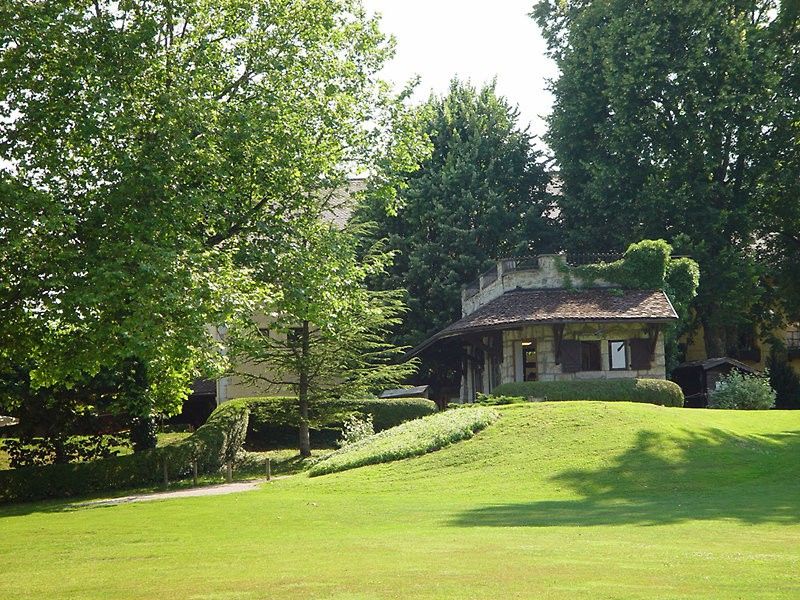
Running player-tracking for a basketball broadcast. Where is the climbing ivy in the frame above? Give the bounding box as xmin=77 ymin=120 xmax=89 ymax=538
xmin=569 ymin=240 xmax=700 ymax=372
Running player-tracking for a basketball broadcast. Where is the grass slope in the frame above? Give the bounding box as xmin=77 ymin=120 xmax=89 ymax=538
xmin=1 ymin=402 xmax=799 ymax=599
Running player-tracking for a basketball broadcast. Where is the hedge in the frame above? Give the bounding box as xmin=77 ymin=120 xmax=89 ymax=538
xmin=245 ymin=396 xmax=437 ymax=448
xmin=0 ymin=396 xmax=436 ymax=504
xmin=308 ymin=406 xmax=499 ymax=477
xmin=490 ymin=378 xmax=684 ymax=407
xmin=0 ymin=400 xmax=250 ymax=504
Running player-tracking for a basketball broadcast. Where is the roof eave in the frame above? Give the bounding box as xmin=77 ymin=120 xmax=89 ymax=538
xmin=405 ymin=316 xmax=677 ymax=359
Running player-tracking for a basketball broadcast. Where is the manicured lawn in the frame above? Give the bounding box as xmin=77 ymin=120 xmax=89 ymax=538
xmin=1 ymin=402 xmax=799 ymax=599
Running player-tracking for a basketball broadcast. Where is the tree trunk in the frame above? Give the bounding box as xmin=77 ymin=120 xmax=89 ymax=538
xmin=298 ymin=320 xmax=311 ymax=458
xmin=702 ymin=316 xmax=727 ymax=358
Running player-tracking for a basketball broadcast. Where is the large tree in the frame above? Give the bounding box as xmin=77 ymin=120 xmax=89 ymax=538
xmin=229 ymin=220 xmax=417 ymax=457
xmin=534 ymin=0 xmax=800 ymax=357
xmin=0 ymin=0 xmax=419 ymax=422
xmin=356 ymin=79 xmax=555 ymax=395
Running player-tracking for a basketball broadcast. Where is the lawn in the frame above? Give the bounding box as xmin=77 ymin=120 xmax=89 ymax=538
xmin=1 ymin=402 xmax=799 ymax=599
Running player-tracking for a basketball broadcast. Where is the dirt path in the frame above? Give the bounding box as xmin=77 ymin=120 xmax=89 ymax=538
xmin=71 ymin=477 xmax=286 ymax=508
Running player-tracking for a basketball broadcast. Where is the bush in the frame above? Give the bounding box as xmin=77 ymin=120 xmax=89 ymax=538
xmin=1 ymin=434 xmax=128 ymax=468
xmin=337 ymin=415 xmax=375 ymax=448
xmin=490 ymin=378 xmax=684 ymax=407
xmin=709 ymin=370 xmax=776 ymax=410
xmin=245 ymin=396 xmax=437 ymax=448
xmin=129 ymin=416 xmax=158 ymax=452
xmin=309 ymin=406 xmax=499 ymax=477
xmin=767 ymin=354 xmax=800 ymax=409
xmin=0 ymin=400 xmax=250 ymax=504
xmin=475 ymin=393 xmax=526 ymax=406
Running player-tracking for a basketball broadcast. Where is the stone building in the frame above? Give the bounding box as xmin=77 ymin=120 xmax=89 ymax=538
xmin=408 ymin=255 xmax=678 ymax=402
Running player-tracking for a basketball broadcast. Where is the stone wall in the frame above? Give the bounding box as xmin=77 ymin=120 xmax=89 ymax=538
xmin=462 ymin=255 xmax=612 ymax=317
xmin=488 ymin=322 xmax=667 ymax=394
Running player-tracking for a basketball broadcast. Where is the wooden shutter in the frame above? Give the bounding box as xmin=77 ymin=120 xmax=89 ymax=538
xmin=629 ymin=338 xmax=651 ymax=370
xmin=560 ymin=340 xmax=581 ymax=373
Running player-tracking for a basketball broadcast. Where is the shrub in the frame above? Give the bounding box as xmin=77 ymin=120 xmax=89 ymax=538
xmin=337 ymin=415 xmax=375 ymax=448
xmin=490 ymin=378 xmax=684 ymax=407
xmin=767 ymin=354 xmax=800 ymax=409
xmin=129 ymin=416 xmax=158 ymax=452
xmin=475 ymin=393 xmax=526 ymax=406
xmin=309 ymin=406 xmax=499 ymax=477
xmin=1 ymin=434 xmax=128 ymax=468
xmin=0 ymin=400 xmax=250 ymax=504
xmin=245 ymin=396 xmax=437 ymax=447
xmin=709 ymin=370 xmax=776 ymax=410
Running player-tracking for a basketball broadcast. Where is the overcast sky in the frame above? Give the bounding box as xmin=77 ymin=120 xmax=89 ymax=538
xmin=362 ymin=0 xmax=558 ymax=144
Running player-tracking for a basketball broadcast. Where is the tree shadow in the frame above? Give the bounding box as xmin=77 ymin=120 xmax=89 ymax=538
xmin=452 ymin=428 xmax=800 ymax=527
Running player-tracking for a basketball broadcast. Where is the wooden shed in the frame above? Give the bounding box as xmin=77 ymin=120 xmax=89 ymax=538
xmin=670 ymin=358 xmax=758 ymax=408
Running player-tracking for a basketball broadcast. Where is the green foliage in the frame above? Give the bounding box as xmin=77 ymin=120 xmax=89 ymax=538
xmin=130 ymin=417 xmax=158 ymax=453
xmin=355 ymin=79 xmax=555 ymax=388
xmin=491 ymin=378 xmax=684 ymax=407
xmin=308 ymin=406 xmax=499 ymax=476
xmin=533 ymin=0 xmax=798 ymax=355
xmin=708 ymin=370 xmax=777 ymax=410
xmin=229 ymin=221 xmax=419 ymax=456
xmin=0 ymin=0 xmax=423 ymax=416
xmin=570 ymin=240 xmax=699 ymax=371
xmin=767 ymin=354 xmax=800 ymax=410
xmin=244 ymin=396 xmax=437 ymax=446
xmin=575 ymin=240 xmax=673 ymax=290
xmin=0 ymin=435 xmax=128 ymax=469
xmin=474 ymin=393 xmax=527 ymax=406
xmin=337 ymin=415 xmax=375 ymax=448
xmin=0 ymin=399 xmax=250 ymax=504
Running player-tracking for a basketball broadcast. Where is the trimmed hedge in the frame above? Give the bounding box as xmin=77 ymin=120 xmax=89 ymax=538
xmin=490 ymin=378 xmax=684 ymax=407
xmin=0 ymin=401 xmax=250 ymax=504
xmin=309 ymin=406 xmax=499 ymax=477
xmin=245 ymin=396 xmax=437 ymax=447
xmin=0 ymin=396 xmax=435 ymax=504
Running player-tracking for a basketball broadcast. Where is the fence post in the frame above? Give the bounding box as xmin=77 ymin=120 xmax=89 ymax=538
xmin=266 ymin=457 xmax=271 ymax=481
xmin=225 ymin=461 xmax=232 ymax=483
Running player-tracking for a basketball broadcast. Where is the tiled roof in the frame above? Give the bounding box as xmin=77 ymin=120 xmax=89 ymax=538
xmin=408 ymin=288 xmax=677 ymax=357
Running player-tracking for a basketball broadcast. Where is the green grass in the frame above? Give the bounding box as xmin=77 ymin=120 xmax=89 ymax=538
xmin=309 ymin=405 xmax=499 ymax=476
xmin=1 ymin=402 xmax=799 ymax=599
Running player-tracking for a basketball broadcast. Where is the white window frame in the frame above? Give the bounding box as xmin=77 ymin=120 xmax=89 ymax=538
xmin=608 ymin=340 xmax=628 ymax=371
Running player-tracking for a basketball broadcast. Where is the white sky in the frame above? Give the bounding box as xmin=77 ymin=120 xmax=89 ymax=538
xmin=363 ymin=0 xmax=558 ymax=144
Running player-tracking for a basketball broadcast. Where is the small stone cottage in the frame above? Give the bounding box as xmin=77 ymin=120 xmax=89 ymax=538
xmin=408 ymin=255 xmax=678 ymax=402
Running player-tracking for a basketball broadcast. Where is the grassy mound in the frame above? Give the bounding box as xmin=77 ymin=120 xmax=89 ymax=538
xmin=308 ymin=406 xmax=499 ymax=476
xmin=491 ymin=377 xmax=684 ymax=406
xmin=2 ymin=403 xmax=799 ymax=599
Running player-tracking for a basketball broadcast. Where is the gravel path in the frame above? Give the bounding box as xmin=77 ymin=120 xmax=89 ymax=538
xmin=71 ymin=478 xmax=281 ymax=508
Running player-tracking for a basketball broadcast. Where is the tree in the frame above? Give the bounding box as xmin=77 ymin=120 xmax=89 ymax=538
xmin=228 ymin=220 xmax=417 ymax=457
xmin=0 ymin=0 xmax=418 ymax=422
xmin=356 ymin=79 xmax=555 ymax=395
xmin=533 ymin=0 xmax=798 ymax=357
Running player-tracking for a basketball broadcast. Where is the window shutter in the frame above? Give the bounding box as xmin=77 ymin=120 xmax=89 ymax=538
xmin=630 ymin=338 xmax=651 ymax=370
xmin=560 ymin=340 xmax=581 ymax=373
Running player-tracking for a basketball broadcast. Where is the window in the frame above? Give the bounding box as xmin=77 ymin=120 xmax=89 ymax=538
xmin=609 ymin=340 xmax=628 ymax=370
xmin=580 ymin=341 xmax=601 ymax=371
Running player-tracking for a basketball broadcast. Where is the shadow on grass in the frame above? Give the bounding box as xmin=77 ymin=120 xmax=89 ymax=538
xmin=452 ymin=428 xmax=800 ymax=527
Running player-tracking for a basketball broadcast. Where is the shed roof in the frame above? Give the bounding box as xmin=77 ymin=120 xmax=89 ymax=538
xmin=673 ymin=357 xmax=758 ymax=373
xmin=408 ymin=288 xmax=677 ymax=357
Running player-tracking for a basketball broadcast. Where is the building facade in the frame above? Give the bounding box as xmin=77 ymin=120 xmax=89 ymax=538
xmin=409 ymin=255 xmax=678 ymax=402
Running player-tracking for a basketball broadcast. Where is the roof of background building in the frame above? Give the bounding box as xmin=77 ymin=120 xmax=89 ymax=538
xmin=407 ymin=288 xmax=677 ymax=357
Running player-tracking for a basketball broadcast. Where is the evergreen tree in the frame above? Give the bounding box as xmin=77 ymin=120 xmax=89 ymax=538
xmin=229 ymin=221 xmax=416 ymax=457
xmin=356 ymin=79 xmax=555 ymax=395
